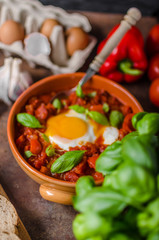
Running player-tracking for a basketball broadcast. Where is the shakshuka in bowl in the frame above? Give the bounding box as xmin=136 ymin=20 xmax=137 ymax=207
xmin=7 ymin=73 xmax=143 ymax=204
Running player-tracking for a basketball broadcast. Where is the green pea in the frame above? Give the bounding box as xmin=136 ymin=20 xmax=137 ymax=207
xmin=109 ymin=110 xmax=124 ymax=128
xmin=52 ymin=98 xmax=62 ymax=109
xmin=103 ymin=103 xmax=109 ymax=113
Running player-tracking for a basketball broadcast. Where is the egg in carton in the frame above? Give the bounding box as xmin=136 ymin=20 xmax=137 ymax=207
xmin=0 ymin=0 xmax=97 ymax=74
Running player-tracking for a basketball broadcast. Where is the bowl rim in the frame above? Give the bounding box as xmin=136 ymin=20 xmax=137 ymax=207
xmin=7 ymin=72 xmax=143 ymax=188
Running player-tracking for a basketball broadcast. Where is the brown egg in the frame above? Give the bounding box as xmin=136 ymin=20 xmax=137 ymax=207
xmin=0 ymin=20 xmax=25 ymax=45
xmin=66 ymin=27 xmax=89 ymax=56
xmin=40 ymin=19 xmax=60 ymax=38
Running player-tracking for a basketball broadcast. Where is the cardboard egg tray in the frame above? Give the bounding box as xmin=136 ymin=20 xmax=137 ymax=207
xmin=0 ymin=0 xmax=97 ymax=74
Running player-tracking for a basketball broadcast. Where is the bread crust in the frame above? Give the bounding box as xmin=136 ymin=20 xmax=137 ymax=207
xmin=0 ymin=195 xmax=19 ymax=235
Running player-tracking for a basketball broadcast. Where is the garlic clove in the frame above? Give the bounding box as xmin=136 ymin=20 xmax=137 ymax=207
xmin=0 ymin=58 xmax=12 ymax=105
xmin=8 ymin=58 xmax=33 ymax=101
xmin=24 ymin=32 xmax=51 ymax=56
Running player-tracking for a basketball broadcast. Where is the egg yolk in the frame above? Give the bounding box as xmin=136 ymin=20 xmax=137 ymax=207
xmin=45 ymin=114 xmax=88 ymax=140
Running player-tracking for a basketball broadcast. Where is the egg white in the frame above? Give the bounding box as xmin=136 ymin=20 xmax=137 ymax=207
xmin=102 ymin=127 xmax=119 ymax=145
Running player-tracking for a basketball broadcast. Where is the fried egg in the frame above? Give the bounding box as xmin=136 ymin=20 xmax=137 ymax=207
xmin=45 ymin=109 xmax=119 ymax=150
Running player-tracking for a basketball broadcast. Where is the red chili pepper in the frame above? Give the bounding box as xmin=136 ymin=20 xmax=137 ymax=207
xmin=97 ymin=25 xmax=148 ymax=83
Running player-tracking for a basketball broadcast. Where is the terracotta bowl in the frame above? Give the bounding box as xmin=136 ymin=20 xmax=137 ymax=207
xmin=7 ymin=73 xmax=143 ymax=205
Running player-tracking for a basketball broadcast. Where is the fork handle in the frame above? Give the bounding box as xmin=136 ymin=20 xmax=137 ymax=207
xmin=89 ymin=7 xmax=142 ymax=72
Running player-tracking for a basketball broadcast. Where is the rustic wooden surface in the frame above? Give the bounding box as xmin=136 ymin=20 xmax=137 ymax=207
xmin=0 ymin=12 xmax=159 ymax=240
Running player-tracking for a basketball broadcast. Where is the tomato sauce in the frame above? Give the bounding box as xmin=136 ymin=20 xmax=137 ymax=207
xmin=15 ymin=87 xmax=133 ymax=182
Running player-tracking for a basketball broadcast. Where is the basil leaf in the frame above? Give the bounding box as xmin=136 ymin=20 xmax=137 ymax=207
xmin=137 ymin=113 xmax=159 ymax=135
xmin=73 ymin=187 xmax=128 ymax=217
xmin=46 ymin=145 xmax=55 ymax=157
xmin=87 ymin=111 xmax=109 ymax=125
xmin=42 ymin=133 xmax=50 ymax=143
xmin=76 ymin=176 xmax=95 ymax=197
xmin=103 ymin=103 xmax=109 ymax=113
xmin=96 ymin=141 xmax=122 ymax=174
xmin=76 ymin=84 xmax=85 ymax=98
xmin=132 ymin=112 xmax=147 ymax=129
xmin=24 ymin=150 xmax=34 ymax=158
xmin=51 ymin=150 xmax=85 ymax=173
xmin=17 ymin=113 xmax=43 ymax=128
xmin=122 ymin=136 xmax=157 ymax=172
xmin=109 ymin=110 xmax=124 ymax=128
xmin=137 ymin=197 xmax=159 ymax=236
xmin=73 ymin=212 xmax=112 ymax=240
xmin=52 ymin=98 xmax=62 ymax=109
xmin=69 ymin=105 xmax=86 ymax=113
xmin=87 ymin=91 xmax=97 ymax=98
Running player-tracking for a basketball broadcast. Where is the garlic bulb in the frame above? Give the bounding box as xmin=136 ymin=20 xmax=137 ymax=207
xmin=0 ymin=57 xmax=33 ymax=105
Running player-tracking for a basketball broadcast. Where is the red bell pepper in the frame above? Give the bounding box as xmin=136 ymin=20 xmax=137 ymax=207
xmin=97 ymin=25 xmax=148 ymax=83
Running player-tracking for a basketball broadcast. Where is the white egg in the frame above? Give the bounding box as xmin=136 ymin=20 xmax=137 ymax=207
xmin=45 ymin=109 xmax=119 ymax=150
xmin=45 ymin=110 xmax=96 ymax=150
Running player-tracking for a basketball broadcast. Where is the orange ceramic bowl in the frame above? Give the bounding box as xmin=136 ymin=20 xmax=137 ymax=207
xmin=7 ymin=73 xmax=143 ymax=205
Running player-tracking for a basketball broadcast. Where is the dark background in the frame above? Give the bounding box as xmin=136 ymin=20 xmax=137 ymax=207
xmin=39 ymin=0 xmax=159 ymax=16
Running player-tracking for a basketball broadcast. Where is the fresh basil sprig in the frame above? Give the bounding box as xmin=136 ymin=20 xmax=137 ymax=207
xmin=87 ymin=111 xmax=109 ymax=126
xmin=76 ymin=84 xmax=85 ymax=98
xmin=51 ymin=150 xmax=85 ymax=173
xmin=17 ymin=113 xmax=43 ymax=128
xmin=69 ymin=105 xmax=86 ymax=114
xmin=46 ymin=145 xmax=55 ymax=157
xmin=24 ymin=150 xmax=35 ymax=158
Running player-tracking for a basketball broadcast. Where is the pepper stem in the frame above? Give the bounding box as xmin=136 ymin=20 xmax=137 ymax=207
xmin=118 ymin=59 xmax=143 ymax=76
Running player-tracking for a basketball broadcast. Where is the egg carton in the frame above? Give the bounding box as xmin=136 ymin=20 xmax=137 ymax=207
xmin=0 ymin=0 xmax=97 ymax=74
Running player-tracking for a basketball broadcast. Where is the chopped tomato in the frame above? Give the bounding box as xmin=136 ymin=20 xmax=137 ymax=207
xmin=64 ymin=172 xmax=79 ymax=182
xmin=30 ymin=139 xmax=42 ymax=154
xmin=89 ymin=104 xmax=104 ymax=113
xmin=87 ymin=155 xmax=99 ymax=169
xmin=122 ymin=113 xmax=135 ymax=132
xmin=35 ymin=103 xmax=48 ymax=120
xmin=92 ymin=171 xmax=103 ymax=181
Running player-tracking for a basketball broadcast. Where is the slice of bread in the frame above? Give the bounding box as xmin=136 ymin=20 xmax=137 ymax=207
xmin=0 ymin=195 xmax=18 ymax=234
xmin=0 ymin=232 xmax=21 ymax=240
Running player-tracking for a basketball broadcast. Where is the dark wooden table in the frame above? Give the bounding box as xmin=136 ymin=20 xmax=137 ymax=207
xmin=0 ymin=12 xmax=159 ymax=240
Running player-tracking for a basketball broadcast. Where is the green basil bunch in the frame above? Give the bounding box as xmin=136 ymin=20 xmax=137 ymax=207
xmin=72 ymin=112 xmax=159 ymax=240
